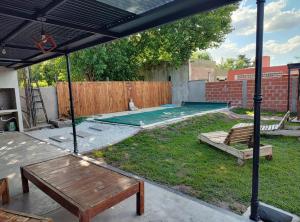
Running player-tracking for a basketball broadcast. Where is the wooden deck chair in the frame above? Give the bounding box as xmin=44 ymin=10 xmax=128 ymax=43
xmin=261 ymin=111 xmax=290 ymax=131
xmin=234 ymin=111 xmax=290 ymax=132
xmin=198 ymin=124 xmax=272 ymax=165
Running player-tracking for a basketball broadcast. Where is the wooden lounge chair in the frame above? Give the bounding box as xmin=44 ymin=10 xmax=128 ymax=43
xmin=234 ymin=111 xmax=290 ymax=132
xmin=261 ymin=111 xmax=290 ymax=131
xmin=0 ymin=208 xmax=53 ymax=222
xmin=198 ymin=124 xmax=273 ymax=165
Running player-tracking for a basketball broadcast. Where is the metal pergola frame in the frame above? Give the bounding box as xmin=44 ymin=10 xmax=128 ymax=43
xmin=0 ymin=0 xmax=268 ymax=220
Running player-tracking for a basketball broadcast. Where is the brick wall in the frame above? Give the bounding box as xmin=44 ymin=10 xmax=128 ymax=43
xmin=246 ymin=77 xmax=291 ymax=111
xmin=206 ymin=81 xmax=243 ymax=107
xmin=206 ymin=76 xmax=298 ymax=112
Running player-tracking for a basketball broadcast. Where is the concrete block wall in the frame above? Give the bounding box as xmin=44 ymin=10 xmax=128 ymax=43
xmin=142 ymin=62 xmax=189 ymax=105
xmin=188 ymin=80 xmax=206 ymax=102
xmin=20 ymin=86 xmax=59 ymax=125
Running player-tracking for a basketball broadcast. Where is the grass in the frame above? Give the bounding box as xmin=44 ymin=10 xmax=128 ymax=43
xmin=231 ymin=108 xmax=288 ymax=117
xmin=91 ymin=113 xmax=300 ymax=216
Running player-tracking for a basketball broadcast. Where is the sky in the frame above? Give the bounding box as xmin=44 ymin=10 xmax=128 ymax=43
xmin=207 ymin=0 xmax=300 ymax=66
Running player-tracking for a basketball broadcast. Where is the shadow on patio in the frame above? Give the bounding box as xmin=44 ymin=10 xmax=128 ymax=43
xmin=0 ymin=132 xmax=252 ymax=222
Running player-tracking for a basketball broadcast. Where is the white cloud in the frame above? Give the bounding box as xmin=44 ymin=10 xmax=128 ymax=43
xmin=208 ymin=36 xmax=300 ymax=64
xmin=207 ymin=40 xmax=254 ymax=63
xmin=232 ymin=0 xmax=300 ymax=36
xmin=264 ymin=36 xmax=300 ymax=54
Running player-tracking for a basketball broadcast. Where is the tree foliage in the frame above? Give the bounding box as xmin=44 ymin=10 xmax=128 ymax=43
xmin=26 ymin=4 xmax=238 ymax=85
xmin=190 ymin=51 xmax=212 ymax=61
xmin=219 ymin=54 xmax=253 ymax=71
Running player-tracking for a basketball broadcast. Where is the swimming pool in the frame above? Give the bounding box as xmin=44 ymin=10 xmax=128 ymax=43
xmin=95 ymin=102 xmax=228 ymax=127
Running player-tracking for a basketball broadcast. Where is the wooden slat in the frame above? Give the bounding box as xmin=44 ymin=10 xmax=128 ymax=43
xmin=199 ymin=134 xmax=243 ymax=159
xmin=57 ymin=81 xmax=172 ymax=117
xmin=0 ymin=208 xmax=52 ymax=222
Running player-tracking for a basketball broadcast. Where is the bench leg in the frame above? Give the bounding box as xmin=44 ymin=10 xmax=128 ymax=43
xmin=136 ymin=181 xmax=144 ymax=215
xmin=79 ymin=212 xmax=90 ymax=222
xmin=20 ymin=168 xmax=29 ymax=193
xmin=265 ymin=155 xmax=273 ymax=161
xmin=1 ymin=178 xmax=10 ymax=204
xmin=237 ymin=158 xmax=245 ymax=166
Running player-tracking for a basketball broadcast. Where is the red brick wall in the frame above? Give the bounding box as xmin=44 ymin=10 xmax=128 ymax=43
xmin=206 ymin=76 xmax=297 ymax=112
xmin=206 ymin=81 xmax=243 ymax=107
xmin=246 ymin=77 xmax=291 ymax=111
xmin=227 ymin=65 xmax=288 ymax=81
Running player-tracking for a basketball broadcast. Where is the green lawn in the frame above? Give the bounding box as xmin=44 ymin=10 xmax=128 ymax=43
xmin=91 ymin=113 xmax=300 ymax=215
xmin=231 ymin=107 xmax=288 ymax=117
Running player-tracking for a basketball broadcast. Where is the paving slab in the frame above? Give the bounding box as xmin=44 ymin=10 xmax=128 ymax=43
xmin=0 ymin=132 xmax=67 ymax=197
xmin=49 ymin=135 xmax=72 ymax=142
xmin=26 ymin=121 xmax=140 ymax=153
xmin=70 ymin=130 xmax=93 ymax=138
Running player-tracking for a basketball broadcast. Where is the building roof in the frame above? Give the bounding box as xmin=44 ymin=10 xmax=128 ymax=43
xmin=0 ymin=0 xmax=239 ymax=69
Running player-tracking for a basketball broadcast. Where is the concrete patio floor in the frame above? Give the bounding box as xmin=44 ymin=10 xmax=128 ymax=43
xmin=26 ymin=121 xmax=140 ymax=153
xmin=0 ymin=132 xmax=252 ymax=222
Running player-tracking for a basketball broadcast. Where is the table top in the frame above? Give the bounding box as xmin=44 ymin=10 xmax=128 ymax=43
xmin=23 ymin=154 xmax=139 ymax=211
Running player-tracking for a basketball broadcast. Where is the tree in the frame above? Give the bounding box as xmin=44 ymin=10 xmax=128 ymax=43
xmin=21 ymin=3 xmax=238 ymax=84
xmin=190 ymin=51 xmax=212 ymax=61
xmin=219 ymin=54 xmax=253 ymax=71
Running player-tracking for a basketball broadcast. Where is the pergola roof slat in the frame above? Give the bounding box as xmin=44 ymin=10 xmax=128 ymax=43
xmin=0 ymin=0 xmax=240 ymax=69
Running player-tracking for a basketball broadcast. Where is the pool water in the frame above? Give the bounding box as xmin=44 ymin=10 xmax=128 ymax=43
xmin=95 ymin=102 xmax=228 ymax=126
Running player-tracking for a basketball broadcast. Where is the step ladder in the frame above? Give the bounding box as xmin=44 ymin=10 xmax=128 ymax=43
xmin=30 ymin=79 xmax=49 ymax=126
xmin=20 ymin=68 xmax=48 ymax=127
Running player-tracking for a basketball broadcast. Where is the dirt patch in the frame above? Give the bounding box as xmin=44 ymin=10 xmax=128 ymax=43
xmin=214 ymin=200 xmax=247 ymax=215
xmin=172 ymin=184 xmax=200 ymax=196
xmin=176 ymin=167 xmax=189 ymax=178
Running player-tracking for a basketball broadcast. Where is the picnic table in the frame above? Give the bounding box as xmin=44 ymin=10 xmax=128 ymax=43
xmin=21 ymin=154 xmax=144 ymax=222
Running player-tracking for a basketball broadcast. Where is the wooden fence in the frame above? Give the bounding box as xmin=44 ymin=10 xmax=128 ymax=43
xmin=57 ymin=81 xmax=172 ymax=117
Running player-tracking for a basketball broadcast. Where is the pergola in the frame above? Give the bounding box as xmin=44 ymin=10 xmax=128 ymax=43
xmin=0 ymin=0 xmax=267 ymax=221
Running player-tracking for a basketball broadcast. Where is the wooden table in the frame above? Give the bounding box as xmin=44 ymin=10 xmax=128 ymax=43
xmin=21 ymin=155 xmax=144 ymax=222
xmin=0 ymin=208 xmax=53 ymax=222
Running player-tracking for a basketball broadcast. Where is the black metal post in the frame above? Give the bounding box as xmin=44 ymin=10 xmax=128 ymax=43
xmin=287 ymin=68 xmax=291 ymax=111
xmin=250 ymin=0 xmax=265 ymax=221
xmin=65 ymin=53 xmax=78 ymax=154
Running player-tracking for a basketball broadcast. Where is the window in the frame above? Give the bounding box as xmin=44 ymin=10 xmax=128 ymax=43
xmin=236 ymin=72 xmax=282 ymax=80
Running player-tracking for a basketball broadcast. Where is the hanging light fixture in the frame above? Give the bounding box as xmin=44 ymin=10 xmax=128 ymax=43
xmin=40 ymin=22 xmax=47 ymax=44
xmin=1 ymin=44 xmax=6 ymax=55
xmin=33 ymin=17 xmax=57 ymax=54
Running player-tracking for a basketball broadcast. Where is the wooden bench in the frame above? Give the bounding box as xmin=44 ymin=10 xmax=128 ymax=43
xmin=21 ymin=154 xmax=144 ymax=222
xmin=199 ymin=124 xmax=273 ymax=165
xmin=0 ymin=178 xmax=9 ymax=205
xmin=0 ymin=208 xmax=53 ymax=222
